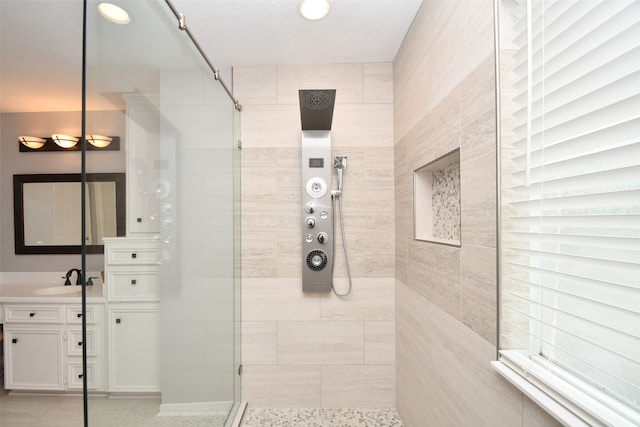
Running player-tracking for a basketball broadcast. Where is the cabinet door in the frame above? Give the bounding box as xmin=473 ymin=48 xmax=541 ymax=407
xmin=107 ymin=305 xmax=160 ymax=392
xmin=4 ymin=328 xmax=63 ymax=390
xmin=126 ymin=98 xmax=161 ymax=234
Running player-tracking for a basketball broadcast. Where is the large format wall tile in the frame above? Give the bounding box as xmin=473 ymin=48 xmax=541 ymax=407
xmin=396 ymin=282 xmax=530 ymax=427
xmin=240 ymin=104 xmax=300 ymax=148
xmin=242 ymin=365 xmax=322 ymax=407
xmin=320 ymin=278 xmax=395 ymax=321
xmin=333 ymin=104 xmax=394 ymax=148
xmin=393 ymin=53 xmax=432 ymax=145
xmin=407 ymin=241 xmax=461 ymax=319
xmin=364 ymin=63 xmax=394 ymax=104
xmin=523 ymin=397 xmax=563 ymax=427
xmin=232 ymin=65 xmax=277 ymax=105
xmin=236 ymin=62 xmax=395 ymax=407
xmin=277 ymin=321 xmax=364 ymax=365
xmin=461 ymin=244 xmax=497 ymax=344
xmin=321 ymin=365 xmax=396 ymax=408
xmin=242 ymin=278 xmax=321 ymax=322
xmin=394 ymin=1 xmax=561 ymax=425
xmin=242 ymin=322 xmax=278 ymax=365
xmin=460 ymin=150 xmax=496 ymax=248
xmin=364 ymin=321 xmax=396 ymax=365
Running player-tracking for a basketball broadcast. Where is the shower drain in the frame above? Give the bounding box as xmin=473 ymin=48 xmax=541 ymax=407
xmin=306 ymin=250 xmax=328 ymax=271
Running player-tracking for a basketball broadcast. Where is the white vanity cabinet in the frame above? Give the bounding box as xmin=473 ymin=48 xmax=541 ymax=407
xmin=2 ymin=303 xmax=105 ymax=391
xmin=107 ymin=304 xmax=160 ymax=392
xmin=104 ymin=237 xmax=161 ymax=393
xmin=65 ymin=304 xmax=105 ymax=391
xmin=3 ymin=307 xmax=64 ymax=390
xmin=124 ymin=94 xmax=161 ymax=235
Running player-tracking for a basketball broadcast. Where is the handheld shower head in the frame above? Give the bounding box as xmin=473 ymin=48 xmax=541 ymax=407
xmin=333 ymin=155 xmax=347 ymax=194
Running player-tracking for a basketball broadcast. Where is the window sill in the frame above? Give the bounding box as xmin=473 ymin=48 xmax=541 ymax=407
xmin=491 ymin=360 xmax=589 ymax=426
xmin=492 ymin=351 xmax=639 ymax=427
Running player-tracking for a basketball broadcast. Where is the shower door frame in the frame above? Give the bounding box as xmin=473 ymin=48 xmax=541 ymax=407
xmin=80 ymin=1 xmax=243 ymax=425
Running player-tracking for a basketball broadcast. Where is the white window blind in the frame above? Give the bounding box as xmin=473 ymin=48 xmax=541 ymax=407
xmin=497 ymin=0 xmax=640 ymax=425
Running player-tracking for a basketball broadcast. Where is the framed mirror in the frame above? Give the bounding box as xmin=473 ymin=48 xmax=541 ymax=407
xmin=13 ymin=173 xmax=126 ymax=254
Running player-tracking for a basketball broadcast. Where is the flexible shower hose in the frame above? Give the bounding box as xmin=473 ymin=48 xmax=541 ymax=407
xmin=331 ymin=193 xmax=353 ymax=297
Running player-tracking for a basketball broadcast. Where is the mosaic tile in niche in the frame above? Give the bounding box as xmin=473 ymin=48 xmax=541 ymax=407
xmin=432 ymin=160 xmax=460 ymax=241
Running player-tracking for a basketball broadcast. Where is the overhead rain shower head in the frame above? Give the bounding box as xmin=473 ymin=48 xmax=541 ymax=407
xmin=299 ymin=89 xmax=336 ymax=130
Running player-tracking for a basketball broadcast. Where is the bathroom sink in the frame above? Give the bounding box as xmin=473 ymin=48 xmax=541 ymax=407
xmin=33 ymin=286 xmax=83 ymax=296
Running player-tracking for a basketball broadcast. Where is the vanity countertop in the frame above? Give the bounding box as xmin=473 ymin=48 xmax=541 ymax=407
xmin=0 ymin=282 xmax=105 ymax=303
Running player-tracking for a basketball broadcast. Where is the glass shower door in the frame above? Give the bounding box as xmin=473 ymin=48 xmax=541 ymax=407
xmin=83 ymin=0 xmax=241 ymax=425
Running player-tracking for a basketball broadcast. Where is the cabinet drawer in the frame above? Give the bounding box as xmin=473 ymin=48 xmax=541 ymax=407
xmin=67 ymin=329 xmax=98 ymax=357
xmin=107 ymin=247 xmax=159 ymax=265
xmin=67 ymin=361 xmax=98 ymax=390
xmin=66 ymin=305 xmax=99 ymax=324
xmin=107 ymin=271 xmax=160 ymax=301
xmin=4 ymin=305 xmax=63 ymax=324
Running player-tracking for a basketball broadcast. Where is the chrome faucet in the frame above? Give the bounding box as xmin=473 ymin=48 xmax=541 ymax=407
xmin=62 ymin=268 xmax=82 ymax=286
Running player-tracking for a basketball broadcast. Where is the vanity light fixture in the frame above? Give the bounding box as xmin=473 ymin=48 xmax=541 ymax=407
xmin=97 ymin=2 xmax=131 ymax=25
xmin=18 ymin=136 xmax=47 ymax=149
xmin=300 ymin=0 xmax=330 ymax=21
xmin=86 ymin=134 xmax=113 ymax=148
xmin=51 ymin=134 xmax=79 ymax=148
xmin=18 ymin=135 xmax=120 ymax=152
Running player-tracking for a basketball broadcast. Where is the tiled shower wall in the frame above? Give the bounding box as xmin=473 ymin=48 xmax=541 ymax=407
xmin=393 ymin=1 xmax=560 ymax=426
xmin=233 ymin=64 xmax=395 ymax=407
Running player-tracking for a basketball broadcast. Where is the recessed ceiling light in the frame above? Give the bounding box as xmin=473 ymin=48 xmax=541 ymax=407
xmin=300 ymin=0 xmax=330 ymax=21
xmin=97 ymin=2 xmax=131 ymax=25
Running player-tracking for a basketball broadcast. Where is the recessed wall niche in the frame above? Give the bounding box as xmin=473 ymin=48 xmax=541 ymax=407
xmin=414 ymin=148 xmax=461 ymax=246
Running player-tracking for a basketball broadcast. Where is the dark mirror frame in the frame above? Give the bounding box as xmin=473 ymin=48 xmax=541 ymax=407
xmin=13 ymin=173 xmax=126 ymax=254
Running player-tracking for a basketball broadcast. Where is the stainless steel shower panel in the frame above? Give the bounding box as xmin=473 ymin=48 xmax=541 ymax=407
xmin=301 ymin=130 xmax=333 ymax=292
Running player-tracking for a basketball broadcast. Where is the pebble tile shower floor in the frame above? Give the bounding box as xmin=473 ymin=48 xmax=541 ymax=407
xmin=240 ymin=408 xmax=404 ymax=427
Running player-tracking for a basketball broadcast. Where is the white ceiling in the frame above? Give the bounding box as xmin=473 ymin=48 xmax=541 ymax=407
xmin=0 ymin=0 xmax=421 ymax=113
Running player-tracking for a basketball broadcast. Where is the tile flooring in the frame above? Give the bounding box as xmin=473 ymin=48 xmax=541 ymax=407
xmin=0 ymin=395 xmax=226 ymax=427
xmin=0 ymin=394 xmax=404 ymax=427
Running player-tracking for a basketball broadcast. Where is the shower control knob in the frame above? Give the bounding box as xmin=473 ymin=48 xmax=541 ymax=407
xmin=305 ymin=202 xmax=315 ymax=213
xmin=317 ymin=232 xmax=328 ymax=244
xmin=305 ymin=217 xmax=316 ymax=228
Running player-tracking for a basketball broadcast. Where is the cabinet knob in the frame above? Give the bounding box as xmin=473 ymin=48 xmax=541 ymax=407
xmin=78 ymin=374 xmax=83 ymax=379
xmin=137 ymin=217 xmax=142 ymax=223
xmin=77 ymin=313 xmax=83 ymax=318
xmin=78 ymin=341 xmax=83 ymax=346
xmin=12 ymin=338 xmax=18 ymax=344
xmin=29 ymin=312 xmax=36 ymax=317
xmin=131 ymin=253 xmax=137 ymax=259
xmin=131 ymin=279 xmax=137 ymax=285
xmin=116 ymin=318 xmax=121 ymax=324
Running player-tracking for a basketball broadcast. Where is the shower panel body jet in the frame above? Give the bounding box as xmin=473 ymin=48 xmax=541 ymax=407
xmin=300 ymin=89 xmax=336 ymax=292
xmin=301 ymin=130 xmax=333 ymax=292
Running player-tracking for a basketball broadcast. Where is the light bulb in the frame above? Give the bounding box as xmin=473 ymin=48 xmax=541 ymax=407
xmin=300 ymin=0 xmax=330 ymax=21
